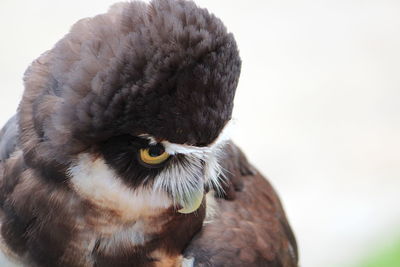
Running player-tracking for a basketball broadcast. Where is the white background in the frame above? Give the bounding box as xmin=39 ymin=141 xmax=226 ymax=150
xmin=1 ymin=0 xmax=400 ymax=266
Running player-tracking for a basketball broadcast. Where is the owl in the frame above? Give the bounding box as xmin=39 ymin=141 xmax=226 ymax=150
xmin=0 ymin=0 xmax=297 ymax=266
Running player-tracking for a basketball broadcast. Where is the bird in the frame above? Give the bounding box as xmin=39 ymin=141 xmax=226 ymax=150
xmin=0 ymin=0 xmax=298 ymax=266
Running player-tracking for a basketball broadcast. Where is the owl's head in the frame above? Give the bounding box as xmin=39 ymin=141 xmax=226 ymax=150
xmin=19 ymin=0 xmax=240 ymax=217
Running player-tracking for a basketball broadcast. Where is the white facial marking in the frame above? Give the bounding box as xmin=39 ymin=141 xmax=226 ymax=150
xmin=68 ymin=153 xmax=172 ymax=221
xmin=139 ymin=121 xmax=232 ymax=207
xmin=162 ymin=120 xmax=233 ymax=156
xmin=138 ymin=120 xmax=233 ymax=156
xmin=152 ymin=144 xmax=227 ymax=212
xmin=153 ymin=154 xmax=204 ymax=208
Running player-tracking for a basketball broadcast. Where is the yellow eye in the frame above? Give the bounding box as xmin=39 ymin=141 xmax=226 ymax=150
xmin=139 ymin=145 xmax=170 ymax=165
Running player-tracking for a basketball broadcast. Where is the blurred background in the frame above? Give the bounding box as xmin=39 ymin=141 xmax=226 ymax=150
xmin=0 ymin=0 xmax=399 ymax=266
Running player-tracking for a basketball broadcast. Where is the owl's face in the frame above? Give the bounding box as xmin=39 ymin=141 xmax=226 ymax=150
xmin=67 ymin=127 xmax=229 ymax=219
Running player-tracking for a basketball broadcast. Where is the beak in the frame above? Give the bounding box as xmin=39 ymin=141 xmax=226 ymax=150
xmin=177 ymin=188 xmax=204 ymax=214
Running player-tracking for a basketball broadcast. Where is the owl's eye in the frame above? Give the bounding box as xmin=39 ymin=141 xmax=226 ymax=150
xmin=139 ymin=144 xmax=170 ymax=166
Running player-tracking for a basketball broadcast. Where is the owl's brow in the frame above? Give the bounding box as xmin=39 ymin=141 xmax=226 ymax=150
xmin=139 ymin=120 xmax=233 ymax=155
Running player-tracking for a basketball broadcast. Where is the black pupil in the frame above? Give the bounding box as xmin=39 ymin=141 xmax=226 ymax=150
xmin=148 ymin=145 xmax=164 ymax=157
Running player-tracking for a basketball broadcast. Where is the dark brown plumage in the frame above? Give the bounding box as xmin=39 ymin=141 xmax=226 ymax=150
xmin=0 ymin=0 xmax=297 ymax=266
xmin=184 ymin=143 xmax=298 ymax=266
